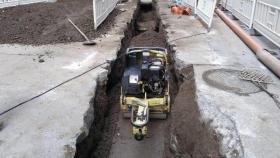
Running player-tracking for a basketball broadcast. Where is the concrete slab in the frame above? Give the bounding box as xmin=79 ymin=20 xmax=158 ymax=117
xmin=0 ymin=1 xmax=137 ymax=158
xmin=158 ymin=0 xmax=280 ymax=157
xmin=194 ymin=65 xmax=280 ymax=158
xmin=109 ymin=117 xmax=166 ymax=158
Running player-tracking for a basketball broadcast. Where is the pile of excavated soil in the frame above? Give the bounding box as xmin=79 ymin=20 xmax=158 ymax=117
xmin=130 ymin=30 xmax=166 ymax=47
xmin=130 ymin=4 xmax=164 ymax=48
xmin=0 ymin=0 xmax=120 ymax=45
xmin=139 ymin=9 xmax=157 ymax=22
xmin=136 ymin=7 xmax=158 ymax=31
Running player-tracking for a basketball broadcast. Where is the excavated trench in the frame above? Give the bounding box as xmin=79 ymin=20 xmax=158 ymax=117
xmin=75 ymin=2 xmax=221 ymax=158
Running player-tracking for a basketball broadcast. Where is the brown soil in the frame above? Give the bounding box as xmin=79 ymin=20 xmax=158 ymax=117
xmin=165 ymin=67 xmax=222 ymax=158
xmin=130 ymin=30 xmax=166 ymax=47
xmin=0 ymin=0 xmax=120 ymax=45
xmin=90 ymin=84 xmax=121 ymax=158
xmin=136 ymin=6 xmax=158 ymax=31
xmin=130 ymin=5 xmax=165 ymax=48
xmin=75 ymin=84 xmax=109 ymax=158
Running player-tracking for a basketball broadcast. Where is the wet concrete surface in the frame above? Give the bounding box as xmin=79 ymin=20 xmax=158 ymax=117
xmin=0 ymin=42 xmax=108 ymax=158
xmin=0 ymin=1 xmax=137 ymax=157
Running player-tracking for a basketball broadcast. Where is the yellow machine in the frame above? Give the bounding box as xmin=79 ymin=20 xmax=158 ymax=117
xmin=120 ymin=47 xmax=170 ymax=141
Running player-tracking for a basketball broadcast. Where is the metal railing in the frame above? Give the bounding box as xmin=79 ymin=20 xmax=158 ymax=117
xmin=93 ymin=0 xmax=118 ymax=29
xmin=0 ymin=0 xmax=54 ymax=8
xmin=222 ymin=0 xmax=280 ymax=47
xmin=232 ymin=0 xmax=254 ymax=27
xmin=221 ymin=0 xmax=233 ymax=12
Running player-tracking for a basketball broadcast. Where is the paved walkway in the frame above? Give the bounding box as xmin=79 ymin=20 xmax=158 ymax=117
xmin=158 ymin=0 xmax=280 ymax=157
xmin=0 ymin=1 xmax=137 ymax=158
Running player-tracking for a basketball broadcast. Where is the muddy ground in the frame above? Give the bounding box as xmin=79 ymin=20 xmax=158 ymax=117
xmin=130 ymin=30 xmax=166 ymax=47
xmin=0 ymin=0 xmax=120 ymax=45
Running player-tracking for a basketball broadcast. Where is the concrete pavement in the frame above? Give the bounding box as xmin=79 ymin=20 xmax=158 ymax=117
xmin=158 ymin=0 xmax=280 ymax=157
xmin=1 ymin=0 xmax=280 ymax=157
xmin=0 ymin=1 xmax=137 ymax=157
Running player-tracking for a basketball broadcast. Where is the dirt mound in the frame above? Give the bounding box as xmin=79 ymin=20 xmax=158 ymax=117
xmin=130 ymin=30 xmax=166 ymax=47
xmin=130 ymin=4 xmax=165 ymax=48
xmin=0 ymin=0 xmax=120 ymax=45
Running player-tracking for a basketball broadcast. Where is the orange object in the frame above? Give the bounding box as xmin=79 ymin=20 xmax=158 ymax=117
xmin=171 ymin=6 xmax=180 ymax=14
xmin=184 ymin=7 xmax=192 ymax=15
xmin=171 ymin=6 xmax=192 ymax=15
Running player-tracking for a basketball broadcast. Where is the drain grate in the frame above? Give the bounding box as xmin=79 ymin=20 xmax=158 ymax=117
xmin=239 ymin=69 xmax=279 ymax=108
xmin=239 ymin=69 xmax=273 ymax=84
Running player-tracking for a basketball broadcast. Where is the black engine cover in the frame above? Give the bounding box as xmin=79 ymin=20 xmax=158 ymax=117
xmin=122 ymin=66 xmax=142 ymax=95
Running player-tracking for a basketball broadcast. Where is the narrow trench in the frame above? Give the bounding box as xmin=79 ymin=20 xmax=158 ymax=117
xmin=75 ymin=2 xmax=221 ymax=158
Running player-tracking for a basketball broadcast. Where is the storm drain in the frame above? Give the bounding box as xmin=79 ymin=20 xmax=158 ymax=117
xmin=202 ymin=68 xmax=262 ymax=95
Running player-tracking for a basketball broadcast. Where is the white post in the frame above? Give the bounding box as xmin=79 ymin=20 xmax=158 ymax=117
xmin=194 ymin=0 xmax=197 ymax=14
xmin=223 ymin=0 xmax=227 ymax=10
xmin=93 ymin=0 xmax=97 ymax=30
xmin=249 ymin=0 xmax=257 ymax=29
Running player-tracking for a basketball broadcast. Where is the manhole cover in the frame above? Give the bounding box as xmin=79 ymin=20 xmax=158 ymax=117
xmin=202 ymin=68 xmax=261 ymax=95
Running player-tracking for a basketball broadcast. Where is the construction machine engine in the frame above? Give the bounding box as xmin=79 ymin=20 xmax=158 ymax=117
xmin=122 ymin=50 xmax=166 ymax=97
xmin=120 ymin=47 xmax=170 ymax=141
xmin=143 ymin=60 xmax=165 ymax=95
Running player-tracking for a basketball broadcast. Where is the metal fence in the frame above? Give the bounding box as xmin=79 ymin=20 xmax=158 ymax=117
xmin=196 ymin=0 xmax=217 ymax=28
xmin=93 ymin=0 xmax=118 ymax=29
xmin=182 ymin=0 xmax=196 ymax=10
xmin=0 ymin=0 xmax=55 ymax=8
xmin=0 ymin=0 xmax=19 ymax=8
xmin=222 ymin=0 xmax=280 ymax=47
xmin=254 ymin=1 xmax=280 ymax=47
xmin=221 ymin=0 xmax=233 ymax=12
xmin=232 ymin=0 xmax=254 ymax=27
